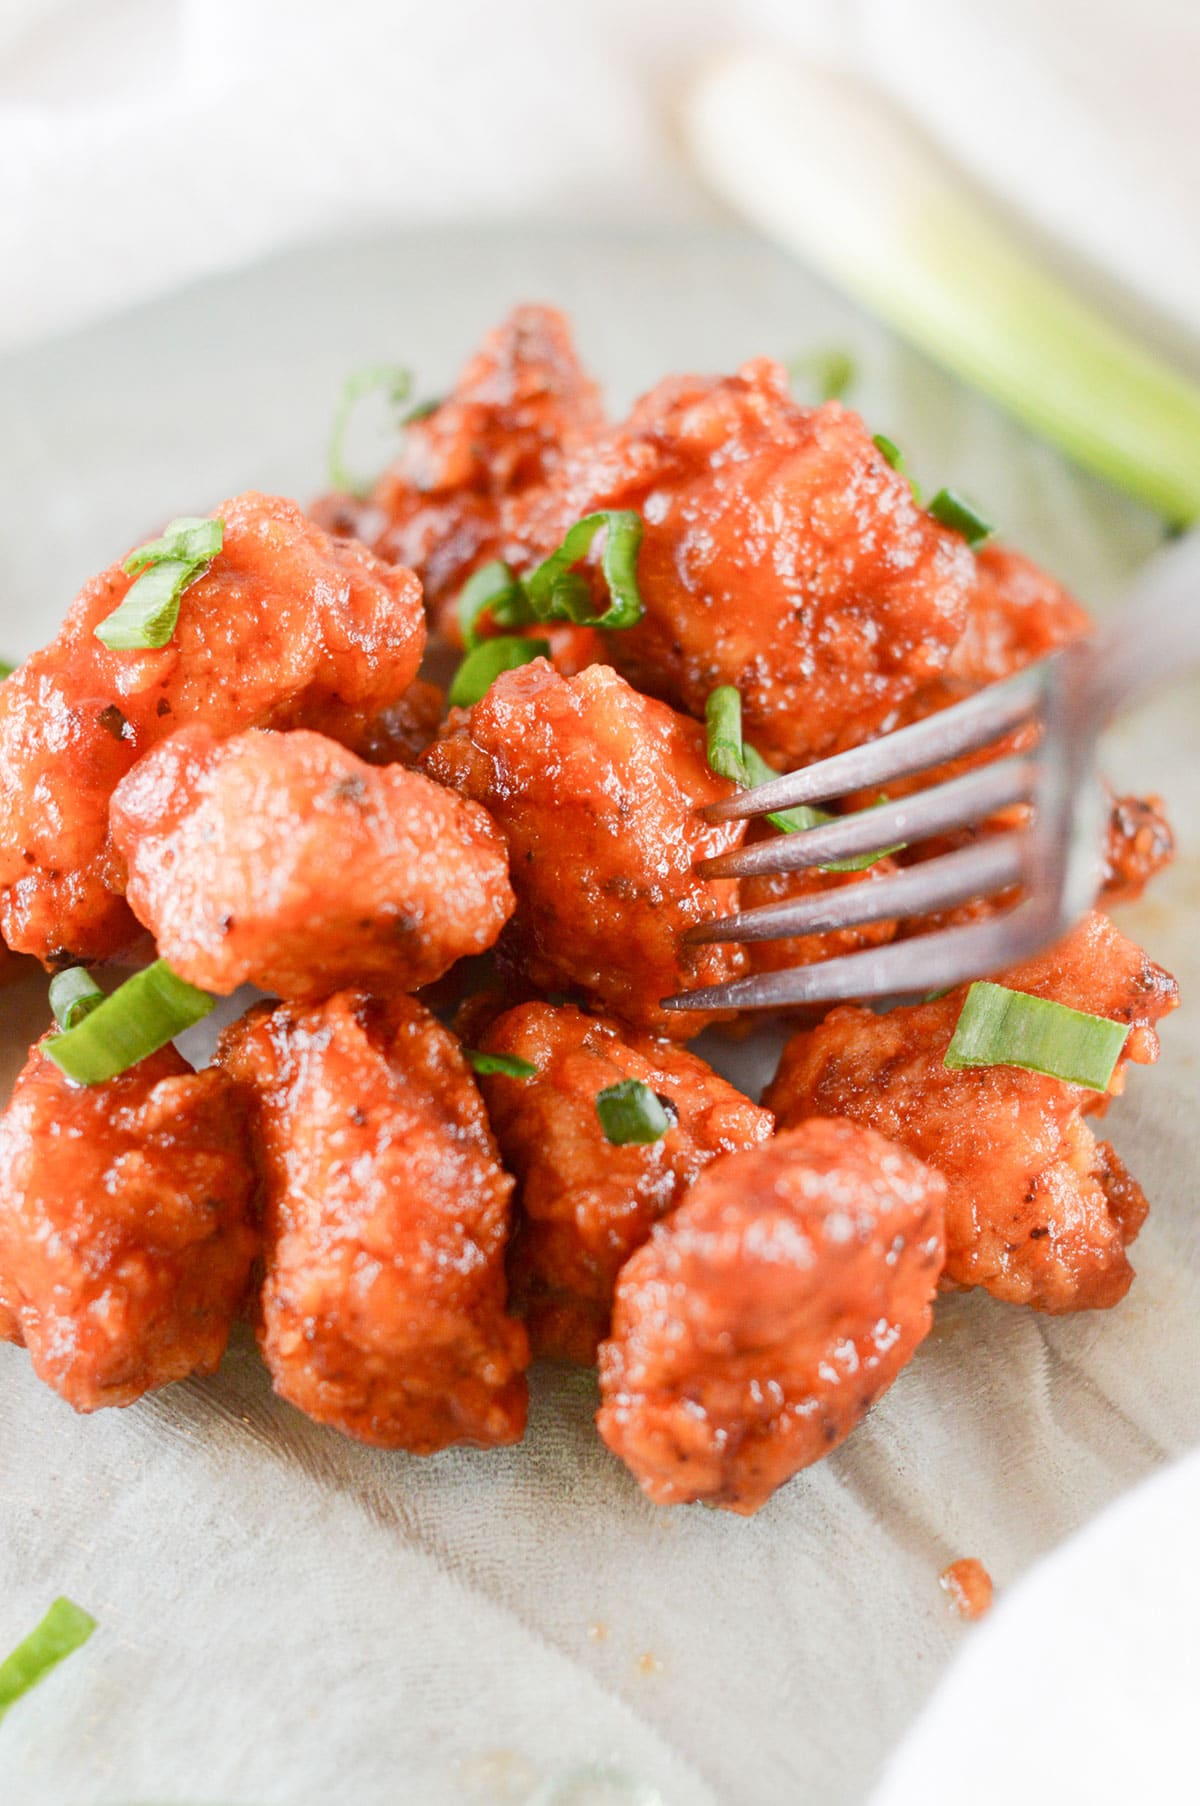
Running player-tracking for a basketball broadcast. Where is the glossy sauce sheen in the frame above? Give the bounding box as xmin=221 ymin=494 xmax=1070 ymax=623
xmin=312 ymin=303 xmax=605 ymax=634
xmin=110 ymin=724 xmax=513 ymax=998
xmin=218 ymin=992 xmax=528 ymax=1452
xmin=0 ymin=492 xmax=425 ymax=966
xmin=597 ymin=1120 xmax=946 ymax=1514
xmin=478 ymin=1002 xmax=773 ymax=1362
xmin=423 ymin=660 xmax=750 ymax=1036
xmin=0 ymin=1038 xmax=256 ymax=1410
xmin=766 ymin=913 xmax=1179 ymax=1312
xmin=507 ymin=360 xmax=975 ymax=764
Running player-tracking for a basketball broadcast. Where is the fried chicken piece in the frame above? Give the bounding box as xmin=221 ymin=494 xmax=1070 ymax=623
xmin=596 ymin=1119 xmax=945 ymax=1514
xmin=506 ymin=362 xmax=975 ymax=764
xmin=423 ymin=659 xmax=748 ymax=1036
xmin=218 ymin=992 xmax=528 ymax=1451
xmin=0 ymin=1038 xmax=256 ymax=1411
xmin=0 ymin=493 xmax=425 ymax=968
xmin=313 ymin=306 xmax=605 ymax=629
xmin=476 ymin=1003 xmax=773 ymax=1363
xmin=765 ymin=912 xmax=1178 ymax=1312
xmin=1102 ymin=791 xmax=1175 ymax=905
xmin=742 ymin=848 xmax=901 ymax=979
xmin=110 ymin=726 xmax=512 ymax=1000
xmin=933 ymin=543 xmax=1091 ymax=698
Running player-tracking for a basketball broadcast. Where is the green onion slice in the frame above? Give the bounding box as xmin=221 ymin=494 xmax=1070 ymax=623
xmin=447 ymin=635 xmax=551 ymax=710
xmin=706 ymin=690 xmax=902 ymax=871
xmin=123 ymin=516 xmax=223 ymax=575
xmin=401 ymin=395 xmax=443 ymax=425
xmin=0 ymin=660 xmax=15 ymax=680
xmin=48 ymin=968 xmax=104 ymax=1032
xmin=929 ymin=487 xmax=993 ymax=546
xmin=96 ymin=516 xmax=224 ymax=651
xmin=872 ymin=432 xmax=904 ymax=470
xmin=459 ymin=561 xmax=534 ymax=649
xmin=595 ymin=1079 xmax=672 ymax=1145
xmin=705 ymin=686 xmax=751 ymax=785
xmin=464 ymin=1049 xmax=538 ymax=1080
xmin=523 ymin=511 xmax=645 ymax=631
xmin=0 ymin=1598 xmax=96 ymax=1724
xmin=943 ymin=981 xmax=1128 ymax=1090
xmin=788 ymin=347 xmax=857 ymax=402
xmin=328 ymin=363 xmax=413 ymax=496
xmin=46 ymin=959 xmax=214 ymax=1086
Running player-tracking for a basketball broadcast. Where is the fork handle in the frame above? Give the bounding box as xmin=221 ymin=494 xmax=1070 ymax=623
xmin=1088 ymin=531 xmax=1200 ymax=720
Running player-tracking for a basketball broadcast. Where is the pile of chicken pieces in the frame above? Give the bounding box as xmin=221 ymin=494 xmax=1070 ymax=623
xmin=0 ymin=308 xmax=1178 ymax=1514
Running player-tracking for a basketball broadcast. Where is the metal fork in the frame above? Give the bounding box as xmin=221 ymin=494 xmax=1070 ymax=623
xmin=663 ymin=535 xmax=1200 ymax=1015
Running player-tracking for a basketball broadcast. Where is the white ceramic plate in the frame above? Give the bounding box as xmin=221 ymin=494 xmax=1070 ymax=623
xmin=0 ymin=228 xmax=1195 ymax=1806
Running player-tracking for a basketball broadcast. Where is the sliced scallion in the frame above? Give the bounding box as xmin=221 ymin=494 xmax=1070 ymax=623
xmin=401 ymin=395 xmax=443 ymax=425
xmin=872 ymin=433 xmax=904 ymax=470
xmin=328 ymin=363 xmax=413 ymax=496
xmin=96 ymin=516 xmax=224 ymax=651
xmin=48 ymin=968 xmax=104 ymax=1032
xmin=706 ymin=691 xmax=902 ymax=871
xmin=705 ymin=685 xmax=750 ymax=785
xmin=943 ymin=981 xmax=1128 ymax=1091
xmin=46 ymin=959 xmax=213 ymax=1086
xmin=123 ymin=516 xmax=223 ymax=575
xmin=928 ymin=487 xmax=993 ymax=546
xmin=0 ymin=1598 xmax=96 ymax=1724
xmin=788 ymin=347 xmax=857 ymax=402
xmin=523 ymin=510 xmax=645 ymax=631
xmin=447 ymin=635 xmax=550 ymax=710
xmin=464 ymin=1049 xmax=538 ymax=1079
xmin=0 ymin=661 xmax=12 ymax=680
xmin=595 ymin=1079 xmax=671 ymax=1145
xmin=459 ymin=561 xmax=533 ymax=649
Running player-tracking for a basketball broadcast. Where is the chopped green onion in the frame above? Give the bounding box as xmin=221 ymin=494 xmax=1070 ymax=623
xmin=523 ymin=511 xmax=645 ymax=631
xmin=705 ymin=686 xmax=750 ymax=785
xmin=48 ymin=968 xmax=104 ymax=1032
xmin=447 ymin=635 xmax=551 ymax=709
xmin=0 ymin=660 xmax=15 ymax=680
xmin=706 ymin=691 xmax=902 ymax=872
xmin=943 ymin=981 xmax=1128 ymax=1091
xmin=595 ymin=1079 xmax=671 ymax=1145
xmin=929 ymin=487 xmax=993 ymax=546
xmin=328 ymin=363 xmax=413 ymax=496
xmin=97 ymin=516 xmax=224 ymax=651
xmin=46 ymin=959 xmax=214 ymax=1086
xmin=401 ymin=395 xmax=443 ymax=425
xmin=464 ymin=1049 xmax=538 ymax=1079
xmin=0 ymin=1598 xmax=96 ymax=1724
xmin=458 ymin=561 xmax=533 ymax=649
xmin=122 ymin=516 xmax=223 ymax=575
xmin=788 ymin=348 xmax=857 ymax=402
xmin=873 ymin=433 xmax=904 ymax=470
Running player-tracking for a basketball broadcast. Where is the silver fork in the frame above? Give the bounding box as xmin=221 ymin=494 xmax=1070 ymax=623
xmin=663 ymin=535 xmax=1200 ymax=1016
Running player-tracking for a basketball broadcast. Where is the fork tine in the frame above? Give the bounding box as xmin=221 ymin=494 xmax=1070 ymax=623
xmin=703 ymin=661 xmax=1049 ymax=823
xmin=663 ymin=905 xmax=1054 ymax=1013
xmin=685 ymin=833 xmax=1025 ymax=945
xmin=699 ymin=755 xmax=1037 ymax=881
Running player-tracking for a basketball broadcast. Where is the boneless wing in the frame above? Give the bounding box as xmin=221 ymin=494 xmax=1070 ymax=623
xmin=477 ymin=1003 xmax=773 ymax=1363
xmin=313 ymin=305 xmax=605 ymax=626
xmin=422 ymin=659 xmax=749 ymax=1036
xmin=0 ymin=492 xmax=425 ymax=966
xmin=506 ymin=361 xmax=975 ymax=763
xmin=110 ymin=726 xmax=513 ymax=1000
xmin=766 ymin=913 xmax=1178 ymax=1312
xmin=0 ymin=1039 xmax=256 ymax=1411
xmin=597 ymin=1120 xmax=946 ymax=1514
xmin=218 ymin=992 xmax=528 ymax=1452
